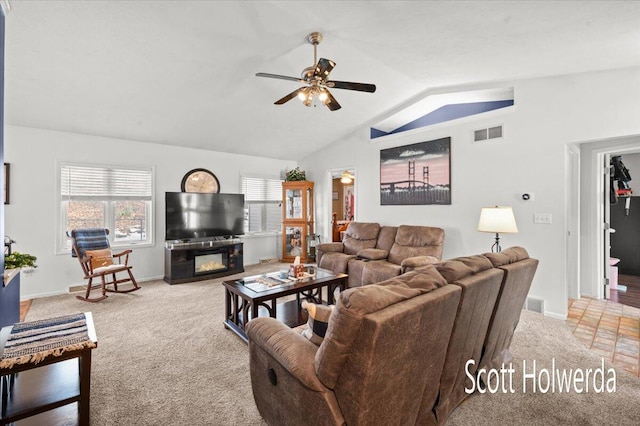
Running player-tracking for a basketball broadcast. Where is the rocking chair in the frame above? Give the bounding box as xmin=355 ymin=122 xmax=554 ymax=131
xmin=67 ymin=228 xmax=140 ymax=302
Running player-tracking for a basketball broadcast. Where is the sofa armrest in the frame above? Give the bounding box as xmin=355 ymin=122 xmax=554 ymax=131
xmin=316 ymin=242 xmax=345 ymax=266
xmin=246 ymin=317 xmax=327 ymax=392
xmin=357 ymin=248 xmax=389 ymax=260
xmin=400 ymin=255 xmax=440 ymax=274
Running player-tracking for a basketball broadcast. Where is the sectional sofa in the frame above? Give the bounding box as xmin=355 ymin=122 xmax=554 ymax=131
xmin=316 ymin=222 xmax=445 ymax=287
xmin=246 ymin=246 xmax=538 ymax=425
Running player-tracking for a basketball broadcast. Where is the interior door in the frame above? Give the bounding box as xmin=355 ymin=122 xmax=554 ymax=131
xmin=603 ymin=153 xmax=612 ymax=299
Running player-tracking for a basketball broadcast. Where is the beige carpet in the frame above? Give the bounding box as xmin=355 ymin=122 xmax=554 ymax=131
xmin=23 ymin=263 xmax=640 ymax=425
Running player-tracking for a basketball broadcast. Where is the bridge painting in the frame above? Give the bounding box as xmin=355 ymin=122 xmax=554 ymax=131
xmin=380 ymin=137 xmax=451 ymax=205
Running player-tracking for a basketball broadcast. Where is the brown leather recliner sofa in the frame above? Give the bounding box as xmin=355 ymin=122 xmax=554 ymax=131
xmin=316 ymin=222 xmax=445 ymax=288
xmin=246 ymin=246 xmax=538 ymax=426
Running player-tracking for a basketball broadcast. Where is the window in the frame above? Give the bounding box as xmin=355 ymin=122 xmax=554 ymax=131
xmin=241 ymin=176 xmax=282 ymax=233
xmin=59 ymin=162 xmax=154 ymax=251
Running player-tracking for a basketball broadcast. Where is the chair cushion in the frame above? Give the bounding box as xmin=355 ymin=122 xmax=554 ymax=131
xmin=301 ymin=301 xmax=334 ymax=345
xmin=85 ymin=248 xmax=114 ymax=269
xmin=93 ymin=264 xmax=128 ymax=274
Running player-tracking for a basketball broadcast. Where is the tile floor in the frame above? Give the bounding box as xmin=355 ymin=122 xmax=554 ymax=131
xmin=567 ymin=296 xmax=640 ymax=377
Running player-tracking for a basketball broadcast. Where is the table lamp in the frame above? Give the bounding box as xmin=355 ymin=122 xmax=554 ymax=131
xmin=477 ymin=206 xmax=518 ymax=252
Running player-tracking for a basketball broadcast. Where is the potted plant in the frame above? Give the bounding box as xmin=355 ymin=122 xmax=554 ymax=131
xmin=286 ymin=167 xmax=306 ymax=181
xmin=4 ymin=251 xmax=38 ymax=273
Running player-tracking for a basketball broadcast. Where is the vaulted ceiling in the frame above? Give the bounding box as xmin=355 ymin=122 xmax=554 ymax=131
xmin=4 ymin=1 xmax=640 ymax=160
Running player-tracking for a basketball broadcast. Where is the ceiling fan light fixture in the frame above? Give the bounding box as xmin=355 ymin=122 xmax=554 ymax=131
xmin=302 ymin=89 xmax=314 ymax=107
xmin=340 ymin=171 xmax=353 ymax=184
xmin=318 ymin=89 xmax=328 ymax=102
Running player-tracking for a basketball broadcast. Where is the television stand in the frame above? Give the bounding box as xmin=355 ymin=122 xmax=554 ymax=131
xmin=163 ymin=239 xmax=244 ymax=284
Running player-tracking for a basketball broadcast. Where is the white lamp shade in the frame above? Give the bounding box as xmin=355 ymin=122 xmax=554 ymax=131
xmin=477 ymin=206 xmax=519 ymax=234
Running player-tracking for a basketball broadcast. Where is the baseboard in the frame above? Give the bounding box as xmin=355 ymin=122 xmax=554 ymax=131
xmin=543 ymin=311 xmax=567 ymax=321
xmin=21 ymin=289 xmax=68 ymax=300
xmin=67 ymin=275 xmax=165 ymax=294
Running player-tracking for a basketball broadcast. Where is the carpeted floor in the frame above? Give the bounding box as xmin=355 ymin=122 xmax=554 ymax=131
xmin=23 ymin=263 xmax=640 ymax=425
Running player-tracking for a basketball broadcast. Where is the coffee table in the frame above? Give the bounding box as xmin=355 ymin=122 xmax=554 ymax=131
xmin=222 ymin=266 xmax=347 ymax=342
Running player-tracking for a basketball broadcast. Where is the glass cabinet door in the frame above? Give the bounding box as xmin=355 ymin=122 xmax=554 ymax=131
xmin=286 ymin=189 xmax=303 ymax=219
xmin=285 ymin=226 xmax=304 ymax=258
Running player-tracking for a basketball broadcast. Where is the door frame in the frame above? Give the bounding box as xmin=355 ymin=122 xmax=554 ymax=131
xmin=575 ymin=136 xmax=640 ymax=301
xmin=325 ymin=166 xmax=357 ymax=242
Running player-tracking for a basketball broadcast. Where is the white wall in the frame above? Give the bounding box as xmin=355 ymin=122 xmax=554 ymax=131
xmin=4 ymin=125 xmax=294 ymax=298
xmin=300 ymin=67 xmax=640 ymax=319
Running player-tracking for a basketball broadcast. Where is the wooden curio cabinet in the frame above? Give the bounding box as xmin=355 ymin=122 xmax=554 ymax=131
xmin=282 ymin=181 xmax=314 ymax=263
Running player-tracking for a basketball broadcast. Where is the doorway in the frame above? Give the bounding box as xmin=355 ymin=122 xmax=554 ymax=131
xmin=608 ymin=152 xmax=640 ymax=309
xmin=573 ymin=136 xmax=640 ymax=311
xmin=328 ymin=168 xmax=356 ymax=242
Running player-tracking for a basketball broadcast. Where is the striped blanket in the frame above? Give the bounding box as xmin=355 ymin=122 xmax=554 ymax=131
xmin=0 ymin=313 xmax=96 ymax=369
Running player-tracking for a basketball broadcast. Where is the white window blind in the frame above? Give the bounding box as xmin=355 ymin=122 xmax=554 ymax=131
xmin=58 ymin=162 xmax=154 ymax=251
xmin=61 ymin=164 xmax=153 ymax=200
xmin=241 ymin=176 xmax=282 ymax=233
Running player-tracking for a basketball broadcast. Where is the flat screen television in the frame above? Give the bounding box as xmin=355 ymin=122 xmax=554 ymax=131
xmin=165 ymin=192 xmax=245 ymax=241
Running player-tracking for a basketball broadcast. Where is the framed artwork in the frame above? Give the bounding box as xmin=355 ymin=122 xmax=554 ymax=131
xmin=3 ymin=163 xmax=9 ymax=205
xmin=380 ymin=137 xmax=451 ymax=205
xmin=332 ymin=191 xmax=339 ymax=200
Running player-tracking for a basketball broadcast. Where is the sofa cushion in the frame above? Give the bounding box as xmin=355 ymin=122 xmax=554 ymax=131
xmin=361 ymin=261 xmax=402 ymax=285
xmin=400 ymin=255 xmax=440 ymax=273
xmin=388 ymin=225 xmax=445 ymax=265
xmin=301 ymin=301 xmax=334 ymax=345
xmin=377 ymin=268 xmax=448 ymax=290
xmin=435 ymin=255 xmax=493 ymax=282
xmin=315 ymin=270 xmax=448 ymax=389
xmin=483 ymin=246 xmax=530 ymax=267
xmin=357 ymin=248 xmax=389 ymax=260
xmin=315 ymin=284 xmax=423 ymax=388
xmin=375 ymin=226 xmax=398 ymax=252
xmin=342 ymin=222 xmax=381 ymax=255
xmin=318 ymin=252 xmax=356 ymax=274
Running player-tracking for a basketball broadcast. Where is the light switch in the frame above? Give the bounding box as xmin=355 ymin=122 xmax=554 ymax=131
xmin=534 ymin=213 xmax=552 ymax=224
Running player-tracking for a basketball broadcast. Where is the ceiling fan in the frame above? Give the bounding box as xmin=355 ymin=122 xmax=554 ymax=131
xmin=255 ymin=32 xmax=376 ymax=111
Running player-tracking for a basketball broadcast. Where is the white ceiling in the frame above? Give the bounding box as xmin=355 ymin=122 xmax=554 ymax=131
xmin=4 ymin=1 xmax=640 ymax=160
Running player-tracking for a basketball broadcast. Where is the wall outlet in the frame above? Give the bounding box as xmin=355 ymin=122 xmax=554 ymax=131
xmin=534 ymin=213 xmax=552 ymax=224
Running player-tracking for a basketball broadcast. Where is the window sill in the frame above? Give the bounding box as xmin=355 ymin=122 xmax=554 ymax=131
xmin=241 ymin=232 xmax=282 ymax=239
xmin=56 ymin=241 xmax=155 ymax=256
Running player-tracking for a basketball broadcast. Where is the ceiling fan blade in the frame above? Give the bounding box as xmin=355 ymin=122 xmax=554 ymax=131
xmin=314 ymin=58 xmax=335 ymax=80
xmin=324 ymin=90 xmax=342 ymax=111
xmin=274 ymin=88 xmax=303 ymax=105
xmin=326 ymin=80 xmax=376 ymax=93
xmin=256 ymin=72 xmax=305 ymax=83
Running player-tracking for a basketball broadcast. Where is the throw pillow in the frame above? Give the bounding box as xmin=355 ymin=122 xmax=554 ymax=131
xmin=85 ymin=248 xmax=114 ymax=270
xmin=301 ymin=300 xmax=334 ymax=345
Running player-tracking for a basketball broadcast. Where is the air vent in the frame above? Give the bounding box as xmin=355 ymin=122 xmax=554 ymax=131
xmin=474 ymin=125 xmax=503 ymax=142
xmin=523 ymin=297 xmax=544 ymax=314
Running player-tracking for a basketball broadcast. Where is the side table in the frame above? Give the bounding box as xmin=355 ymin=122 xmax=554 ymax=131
xmin=0 ymin=312 xmax=97 ymax=426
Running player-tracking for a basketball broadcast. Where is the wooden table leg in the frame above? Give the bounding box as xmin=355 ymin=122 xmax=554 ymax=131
xmin=78 ymin=350 xmax=92 ymax=426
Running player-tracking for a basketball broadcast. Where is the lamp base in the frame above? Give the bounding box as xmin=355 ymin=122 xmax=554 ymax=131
xmin=491 ymin=233 xmax=502 ymax=253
